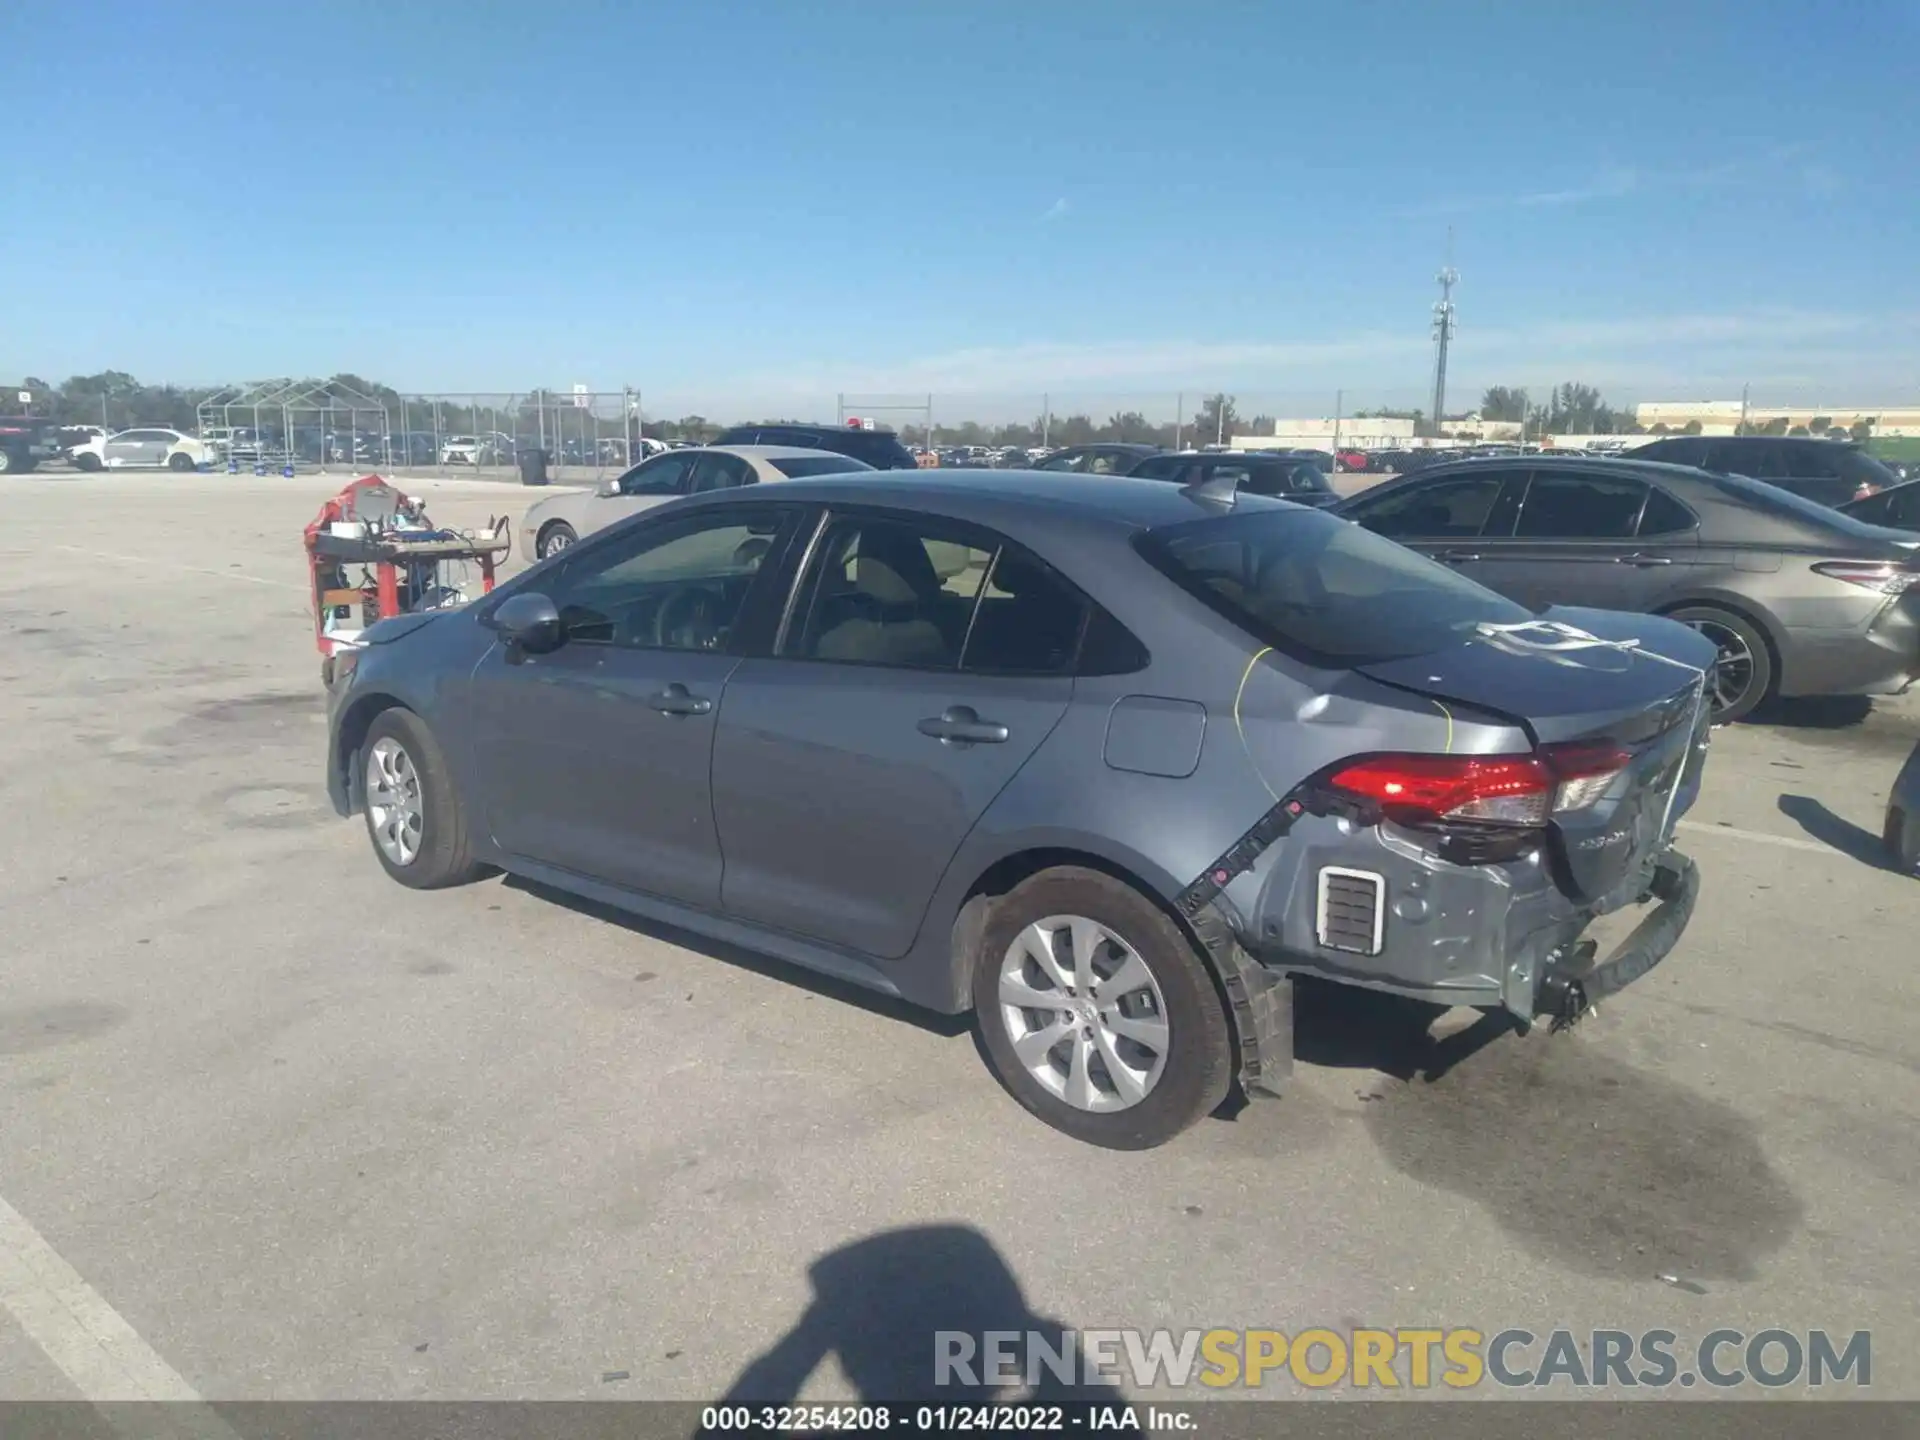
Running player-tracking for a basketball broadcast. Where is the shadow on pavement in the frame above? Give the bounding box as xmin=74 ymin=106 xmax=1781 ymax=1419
xmin=1777 ymin=793 xmax=1897 ymax=871
xmin=1750 ymin=694 xmax=1875 ymax=730
xmin=1291 ymin=978 xmax=1516 ymax=1083
xmin=707 ymin=1224 xmax=1136 ymax=1420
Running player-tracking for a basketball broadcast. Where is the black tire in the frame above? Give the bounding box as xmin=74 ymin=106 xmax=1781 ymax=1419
xmin=536 ymin=521 xmax=577 ymax=558
xmin=167 ymin=452 xmax=195 ymax=472
xmin=1664 ymin=604 xmax=1775 ymax=723
xmin=1887 ymin=806 xmax=1920 ymax=876
xmin=0 ymin=449 xmax=27 ymax=474
xmin=74 ymin=452 xmax=103 ymax=472
xmin=359 ymin=708 xmax=488 ymax=890
xmin=972 ymin=866 xmax=1232 ymax=1149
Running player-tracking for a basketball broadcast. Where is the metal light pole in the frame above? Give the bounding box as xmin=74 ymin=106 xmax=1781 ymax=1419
xmin=1174 ymin=392 xmax=1184 ymax=451
xmin=1430 ymin=264 xmax=1458 ymax=433
xmin=1332 ymin=389 xmax=1343 ymax=468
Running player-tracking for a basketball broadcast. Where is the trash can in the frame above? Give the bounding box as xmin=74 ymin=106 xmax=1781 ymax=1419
xmin=516 ymin=447 xmax=550 ymax=487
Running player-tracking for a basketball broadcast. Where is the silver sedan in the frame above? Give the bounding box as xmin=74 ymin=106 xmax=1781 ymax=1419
xmin=524 ymin=445 xmax=874 ymax=559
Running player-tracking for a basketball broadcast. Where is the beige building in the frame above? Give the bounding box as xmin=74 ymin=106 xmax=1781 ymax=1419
xmin=1633 ymin=402 xmax=1920 ymax=437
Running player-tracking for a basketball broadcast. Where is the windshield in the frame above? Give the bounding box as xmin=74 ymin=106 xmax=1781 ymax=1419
xmin=767 ymin=455 xmax=874 ymax=478
xmin=1138 ymin=505 xmax=1530 ymax=667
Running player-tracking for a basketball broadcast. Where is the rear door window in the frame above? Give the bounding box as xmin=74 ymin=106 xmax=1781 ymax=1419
xmin=962 ymin=550 xmax=1091 ymax=676
xmin=1130 ymin=454 xmax=1198 ymax=484
xmin=1347 ymin=473 xmax=1508 ymax=538
xmin=1139 ymin=507 xmax=1529 ymax=667
xmin=1637 ymin=486 xmax=1699 ymax=536
xmin=1513 ymin=471 xmax=1650 ymax=538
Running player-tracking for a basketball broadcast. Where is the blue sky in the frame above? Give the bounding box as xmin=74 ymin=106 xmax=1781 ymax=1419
xmin=5 ymin=0 xmax=1917 ymax=418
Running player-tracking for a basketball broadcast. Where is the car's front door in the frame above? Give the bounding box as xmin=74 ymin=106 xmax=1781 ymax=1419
xmin=709 ymin=509 xmax=1083 ymax=959
xmin=1342 ymin=469 xmax=1520 ymax=580
xmin=1468 ymin=468 xmax=1696 ymax=611
xmin=465 ymin=503 xmax=804 ymax=906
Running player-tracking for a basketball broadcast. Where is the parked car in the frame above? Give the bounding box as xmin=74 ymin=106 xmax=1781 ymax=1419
xmin=1336 ymin=448 xmax=1369 ymax=473
xmin=440 ymin=435 xmax=482 ymax=465
xmin=523 ymin=445 xmax=874 ymax=558
xmin=1889 ymin=740 xmax=1920 ymax=875
xmin=1335 ymin=455 xmax=1920 ymax=722
xmin=68 ymin=427 xmax=215 ymax=472
xmin=1839 ymin=479 xmax=1920 ymax=532
xmin=327 ymin=470 xmax=1714 ymax=1147
xmin=713 ymin=422 xmax=920 ymax=471
xmin=1629 ymin=436 xmax=1899 ymax=508
xmin=0 ymin=416 xmax=61 ymax=473
xmin=1128 ymin=449 xmax=1341 ymax=507
xmin=1031 ymin=443 xmax=1162 ymax=475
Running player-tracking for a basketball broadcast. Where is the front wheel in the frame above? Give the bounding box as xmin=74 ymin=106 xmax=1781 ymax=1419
xmin=973 ymin=867 xmax=1232 ymax=1149
xmin=1665 ymin=605 xmax=1774 ymax=723
xmin=0 ymin=450 xmax=17 ymax=474
xmin=360 ymin=709 xmax=487 ymax=889
xmin=74 ymin=452 xmax=103 ymax=472
xmin=536 ymin=521 xmax=577 ymax=559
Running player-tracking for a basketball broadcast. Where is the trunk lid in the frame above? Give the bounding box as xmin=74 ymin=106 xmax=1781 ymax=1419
xmin=1356 ymin=605 xmax=1716 ymax=903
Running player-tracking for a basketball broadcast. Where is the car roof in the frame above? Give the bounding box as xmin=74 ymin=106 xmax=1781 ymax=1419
xmin=698 ymin=444 xmax=861 ymax=461
xmin=682 ymin=467 xmax=1298 ymax=529
xmin=1383 ymin=452 xmax=1711 ymax=482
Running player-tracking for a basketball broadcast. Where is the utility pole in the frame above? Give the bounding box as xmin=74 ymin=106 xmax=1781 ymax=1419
xmin=1739 ymin=383 xmax=1750 ymax=435
xmin=1430 ymin=231 xmax=1458 ymax=437
xmin=1174 ymin=392 xmax=1184 ymax=451
xmin=1332 ymin=389 xmax=1343 ymax=468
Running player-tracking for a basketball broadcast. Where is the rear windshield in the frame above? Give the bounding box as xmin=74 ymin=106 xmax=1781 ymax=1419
xmin=767 ymin=455 xmax=874 ymax=478
xmin=1694 ymin=470 xmax=1911 ymax=540
xmin=1138 ymin=505 xmax=1529 ymax=667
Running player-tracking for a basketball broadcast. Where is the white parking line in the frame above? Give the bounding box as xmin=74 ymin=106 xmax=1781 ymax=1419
xmin=0 ymin=1191 xmax=220 ymax=1412
xmin=1676 ymin=819 xmax=1841 ymax=855
xmin=52 ymin=545 xmax=304 ymax=591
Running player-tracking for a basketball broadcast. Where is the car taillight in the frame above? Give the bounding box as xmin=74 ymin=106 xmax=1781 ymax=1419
xmin=1327 ymin=742 xmax=1630 ymax=828
xmin=1812 ymin=560 xmax=1920 ymax=596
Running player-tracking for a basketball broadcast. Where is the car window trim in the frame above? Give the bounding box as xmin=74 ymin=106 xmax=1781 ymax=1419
xmin=1635 ymin=483 xmax=1701 ymax=538
xmin=1507 ymin=468 xmax=1653 ymax=543
xmin=766 ymin=501 xmax=1117 ymax=677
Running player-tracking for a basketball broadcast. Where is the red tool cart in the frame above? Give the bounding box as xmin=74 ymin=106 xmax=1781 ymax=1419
xmin=304 ymin=474 xmax=512 ymax=686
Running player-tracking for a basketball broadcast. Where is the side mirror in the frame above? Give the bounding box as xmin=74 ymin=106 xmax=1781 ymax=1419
xmin=596 ymin=477 xmax=621 ymax=497
xmin=487 ymin=592 xmax=564 ymax=654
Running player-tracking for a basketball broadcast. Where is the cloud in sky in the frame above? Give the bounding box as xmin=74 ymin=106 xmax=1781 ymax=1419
xmin=1395 ymin=147 xmax=1834 ymax=218
xmin=1041 ymin=197 xmax=1069 ymax=222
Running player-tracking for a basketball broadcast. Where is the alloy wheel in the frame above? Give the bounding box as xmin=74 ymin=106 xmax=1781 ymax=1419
xmin=1681 ymin=619 xmax=1755 ymax=717
xmin=365 ymin=736 xmax=424 ymax=866
xmin=539 ymin=529 xmax=573 ymax=558
xmin=997 ymin=915 xmax=1170 ymax=1113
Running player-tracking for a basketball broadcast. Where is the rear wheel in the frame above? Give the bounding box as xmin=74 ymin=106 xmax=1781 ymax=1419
xmin=1887 ymin=806 xmax=1920 ymax=876
xmin=167 ymin=452 xmax=195 ymax=472
xmin=74 ymin=452 xmax=103 ymax=472
xmin=973 ymin=867 xmax=1232 ymax=1149
xmin=536 ymin=521 xmax=577 ymax=559
xmin=0 ymin=449 xmax=17 ymax=474
xmin=360 ymin=709 xmax=487 ymax=889
xmin=1665 ymin=605 xmax=1774 ymax=723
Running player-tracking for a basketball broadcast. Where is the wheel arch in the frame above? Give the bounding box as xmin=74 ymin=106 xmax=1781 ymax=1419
xmin=1653 ymin=592 xmax=1785 ymax=689
xmin=330 ymin=690 xmax=412 ymax=814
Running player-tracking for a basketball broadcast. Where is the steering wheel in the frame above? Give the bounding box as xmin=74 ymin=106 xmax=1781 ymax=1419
xmin=653 ymin=584 xmax=726 ymax=649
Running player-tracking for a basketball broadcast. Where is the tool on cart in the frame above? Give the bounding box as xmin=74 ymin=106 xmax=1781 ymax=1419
xmin=304 ymin=474 xmax=512 ymax=686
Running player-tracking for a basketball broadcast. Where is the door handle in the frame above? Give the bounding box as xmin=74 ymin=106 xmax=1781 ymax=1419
xmin=1439 ymin=550 xmax=1481 ymax=563
xmin=917 ymin=705 xmax=1010 ymax=745
xmin=1616 ymin=553 xmax=1673 ymax=567
xmin=647 ymin=682 xmax=713 ymax=716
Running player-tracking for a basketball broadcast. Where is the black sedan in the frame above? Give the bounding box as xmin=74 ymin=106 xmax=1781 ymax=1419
xmin=1030 ymin=443 xmax=1162 ymax=476
xmin=1335 ymin=455 xmax=1920 ymax=721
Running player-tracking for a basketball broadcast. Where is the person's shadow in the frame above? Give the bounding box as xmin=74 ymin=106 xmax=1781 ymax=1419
xmin=703 ymin=1225 xmax=1137 ymax=1434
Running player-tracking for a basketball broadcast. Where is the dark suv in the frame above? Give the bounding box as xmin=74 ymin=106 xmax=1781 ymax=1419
xmin=1628 ymin=436 xmax=1898 ymax=508
xmin=0 ymin=417 xmax=59 ymax=474
xmin=713 ymin=423 xmax=919 ymax=471
xmin=1127 ymin=450 xmax=1341 ymax=507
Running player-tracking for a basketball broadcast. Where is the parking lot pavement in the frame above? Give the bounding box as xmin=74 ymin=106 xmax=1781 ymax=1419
xmin=1 ymin=472 xmax=1916 ymax=1403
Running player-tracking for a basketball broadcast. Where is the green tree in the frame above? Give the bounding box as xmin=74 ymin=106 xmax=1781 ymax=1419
xmin=1479 ymin=386 xmax=1528 ymax=422
xmin=1809 ymin=416 xmax=1832 ymax=434
xmin=1104 ymin=410 xmax=1161 ymax=445
xmin=1850 ymin=417 xmax=1876 ymax=442
xmin=1788 ymin=425 xmax=1810 ymax=437
xmin=1760 ymin=417 xmax=1790 ymax=437
xmin=1189 ymin=393 xmax=1240 ymax=446
xmin=1681 ymin=420 xmax=1703 ymax=435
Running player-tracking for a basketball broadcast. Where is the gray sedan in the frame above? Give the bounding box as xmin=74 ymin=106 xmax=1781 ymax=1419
xmin=524 ymin=445 xmax=873 ymax=559
xmin=326 ymin=470 xmax=1714 ymax=1149
xmin=1337 ymin=455 xmax=1920 ymax=722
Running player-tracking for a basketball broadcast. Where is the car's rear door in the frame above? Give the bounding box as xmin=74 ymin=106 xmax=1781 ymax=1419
xmin=1468 ymin=468 xmax=1694 ymax=611
xmin=709 ymin=507 xmax=1079 ymax=959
